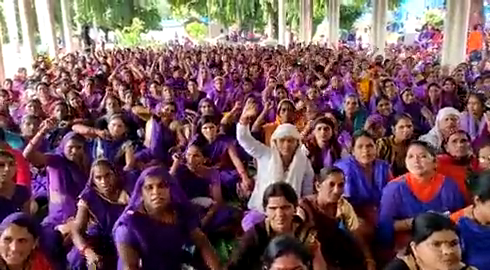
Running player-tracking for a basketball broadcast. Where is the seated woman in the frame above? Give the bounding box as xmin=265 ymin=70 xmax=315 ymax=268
xmin=478 ymin=143 xmax=490 ymax=170
xmin=459 ymin=93 xmax=487 ymax=141
xmin=437 ymin=130 xmax=479 ymax=200
xmin=450 ymin=171 xmax=490 ymax=269
xmin=132 ymin=101 xmax=186 ymax=167
xmin=339 ymin=94 xmax=368 ymax=136
xmin=113 ymin=166 xmax=220 ymax=270
xmin=192 ymin=115 xmax=251 ymax=200
xmin=334 ymin=131 xmax=392 ymax=236
xmin=0 ymin=212 xmax=52 ymax=270
xmin=237 ymin=104 xmax=314 ymax=228
xmin=0 ymin=150 xmax=30 ymax=221
xmin=379 ymin=141 xmax=466 ymax=253
xmin=364 ymin=114 xmax=387 ymax=140
xmin=24 ymin=123 xmax=90 ymax=228
xmin=227 ymin=182 xmax=327 ymax=270
xmin=384 ymin=212 xmax=476 ymax=270
xmin=419 ymin=107 xmax=460 ymax=152
xmin=170 ymin=144 xmax=242 ymax=241
xmin=262 ymin=235 xmax=313 ymax=270
xmin=377 ymin=114 xmax=415 ymax=177
xmin=301 ymin=117 xmax=342 ymax=175
xmin=72 ymin=113 xmax=135 ymax=171
xmin=68 ymin=159 xmax=130 ymax=270
xmin=299 ymin=167 xmax=374 ymax=270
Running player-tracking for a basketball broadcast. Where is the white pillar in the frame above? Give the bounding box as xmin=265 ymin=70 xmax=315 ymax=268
xmin=0 ymin=31 xmax=6 ymax=83
xmin=371 ymin=0 xmax=388 ymax=56
xmin=299 ymin=0 xmax=313 ymax=43
xmin=278 ymin=0 xmax=286 ymax=46
xmin=328 ymin=0 xmax=340 ymax=47
xmin=60 ymin=0 xmax=74 ymax=52
xmin=4 ymin=0 xmax=19 ymax=49
xmin=35 ymin=0 xmax=57 ymax=58
xmin=18 ymin=0 xmax=36 ymax=71
xmin=441 ymin=0 xmax=471 ymax=70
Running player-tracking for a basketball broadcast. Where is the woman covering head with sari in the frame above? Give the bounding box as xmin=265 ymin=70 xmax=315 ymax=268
xmin=0 ymin=212 xmax=52 ymax=270
xmin=384 ymin=212 xmax=476 ymax=270
xmin=24 ymin=123 xmax=91 ymax=228
xmin=379 ymin=141 xmax=466 ymax=253
xmin=450 ymin=171 xmax=490 ymax=270
xmin=339 ymin=94 xmax=368 ymax=135
xmin=460 ymin=92 xmax=487 ymax=141
xmin=419 ymin=107 xmax=460 ymax=152
xmin=113 ymin=166 xmax=220 ymax=270
xmin=68 ymin=159 xmax=130 ymax=270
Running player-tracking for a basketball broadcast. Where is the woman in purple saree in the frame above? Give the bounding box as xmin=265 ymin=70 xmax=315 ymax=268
xmin=24 ymin=127 xmax=91 ymax=228
xmin=460 ymin=93 xmax=487 ymax=142
xmin=113 ymin=166 xmax=221 ymax=270
xmin=68 ymin=159 xmax=130 ymax=270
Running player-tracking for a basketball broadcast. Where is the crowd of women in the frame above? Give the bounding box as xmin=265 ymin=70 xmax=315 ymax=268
xmin=0 ymin=42 xmax=489 ymax=270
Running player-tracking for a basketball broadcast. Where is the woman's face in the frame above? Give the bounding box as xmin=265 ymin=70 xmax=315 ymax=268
xmin=92 ymin=164 xmax=117 ymax=195
xmin=428 ymin=85 xmax=441 ymax=99
xmin=467 ymin=96 xmax=484 ymax=117
xmin=405 ymin=145 xmax=436 ymax=176
xmin=20 ymin=118 xmax=40 ymax=138
xmin=149 ymin=83 xmax=161 ymax=97
xmin=268 ymin=254 xmax=308 ymax=270
xmin=478 ymin=146 xmax=490 ymax=170
xmin=265 ymin=196 xmax=295 ymax=233
xmin=201 ymin=123 xmax=218 ymax=142
xmin=313 ymin=123 xmax=333 ymax=145
xmin=124 ymin=92 xmax=134 ymax=106
xmin=214 ymin=79 xmax=224 ymax=91
xmin=275 ymin=137 xmax=299 ymax=158
xmin=384 ymin=81 xmax=397 ymax=99
xmin=443 ymin=80 xmax=455 ymax=92
xmin=108 ymin=118 xmax=127 ymax=138
xmin=393 ymin=118 xmax=414 ymax=141
xmin=278 ymin=103 xmax=295 ymax=123
xmin=199 ymin=102 xmax=214 ymax=116
xmin=142 ymin=176 xmax=170 ymax=210
xmin=275 ymin=88 xmax=288 ymax=101
xmin=376 ymin=99 xmax=393 ymax=116
xmin=331 ymin=76 xmax=339 ymax=88
xmin=106 ymin=98 xmax=121 ymax=115
xmin=185 ymin=145 xmax=205 ymax=169
xmin=63 ymin=139 xmax=84 ymax=162
xmin=445 ymin=132 xmax=471 ymax=158
xmin=187 ymin=81 xmax=197 ymax=92
xmin=438 ymin=114 xmax=459 ymax=136
xmin=344 ymin=97 xmax=359 ymax=115
xmin=26 ymin=102 xmax=41 ymax=116
xmin=306 ymin=88 xmax=320 ymax=100
xmin=162 ymin=87 xmax=174 ymax=100
xmin=68 ymin=94 xmax=83 ymax=109
xmin=0 ymin=155 xmax=16 ymax=189
xmin=316 ymin=172 xmax=344 ymax=203
xmin=401 ymin=90 xmax=415 ymax=105
xmin=0 ymin=224 xmax=36 ymax=267
xmin=352 ymin=136 xmax=376 ymax=166
xmin=411 ymin=230 xmax=462 ymax=270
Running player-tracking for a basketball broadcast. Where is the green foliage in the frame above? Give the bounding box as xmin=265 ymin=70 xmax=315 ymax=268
xmin=115 ymin=17 xmax=145 ymax=47
xmin=424 ymin=9 xmax=444 ymax=28
xmin=185 ymin=21 xmax=208 ymax=40
xmin=339 ymin=4 xmax=364 ymax=31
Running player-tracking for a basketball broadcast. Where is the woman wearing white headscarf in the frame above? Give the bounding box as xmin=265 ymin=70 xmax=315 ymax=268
xmin=237 ymin=103 xmax=314 ymax=212
xmin=419 ymin=107 xmax=461 ymax=152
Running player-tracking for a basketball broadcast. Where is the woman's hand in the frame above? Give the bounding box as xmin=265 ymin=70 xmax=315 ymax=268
xmin=84 ymin=248 xmax=101 ymax=268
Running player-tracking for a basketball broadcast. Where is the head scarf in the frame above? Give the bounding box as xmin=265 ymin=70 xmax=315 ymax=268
xmin=268 ymin=124 xmax=310 ymax=197
xmin=0 ymin=212 xmax=40 ymax=239
xmin=419 ymin=107 xmax=460 ymax=151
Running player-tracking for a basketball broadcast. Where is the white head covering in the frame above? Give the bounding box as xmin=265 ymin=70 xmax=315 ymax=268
xmin=419 ymin=107 xmax=460 ymax=151
xmin=267 ymin=123 xmax=309 ymax=197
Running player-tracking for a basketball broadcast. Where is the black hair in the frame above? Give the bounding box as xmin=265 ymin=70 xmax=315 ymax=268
xmin=193 ymin=115 xmax=220 ymax=147
xmin=0 ymin=149 xmax=15 ymax=161
xmin=427 ymin=82 xmax=440 ymax=90
xmin=468 ymin=170 xmax=490 ymax=203
xmin=407 ymin=140 xmax=437 ymax=159
xmin=442 ymin=130 xmax=471 ymax=155
xmin=262 ymin=182 xmax=298 ymax=209
xmin=467 ymin=92 xmax=487 ymax=109
xmin=262 ymin=235 xmax=312 ymax=269
xmin=351 ymin=130 xmax=375 ymax=149
xmin=375 ymin=94 xmax=391 ymax=106
xmin=0 ymin=128 xmax=4 ymax=141
xmin=317 ymin=167 xmax=344 ymax=185
xmin=392 ymin=113 xmax=413 ymax=128
xmin=408 ymin=212 xmax=459 ymax=252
